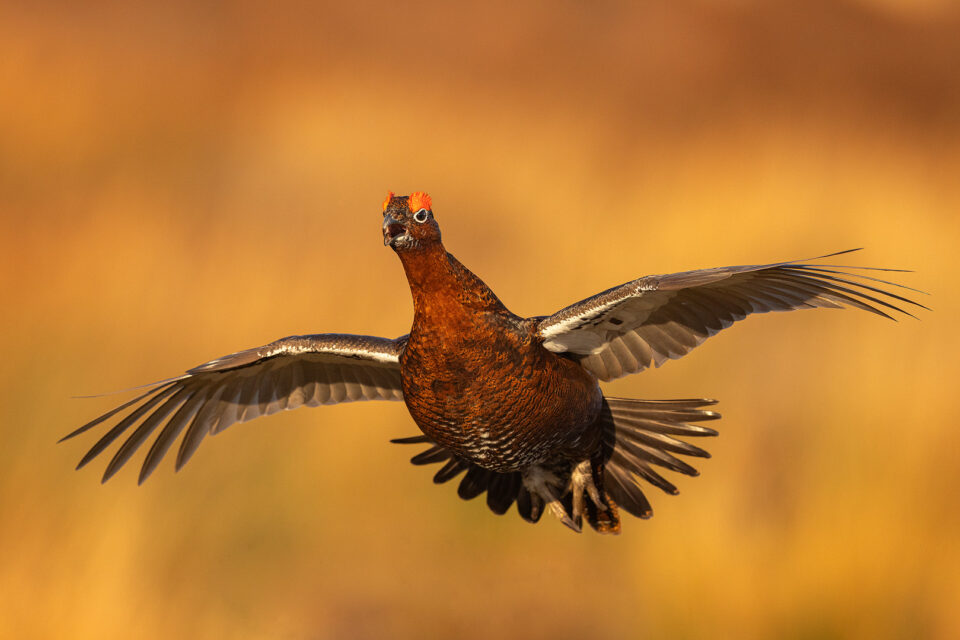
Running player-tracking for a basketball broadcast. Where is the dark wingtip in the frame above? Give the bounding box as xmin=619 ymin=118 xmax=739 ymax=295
xmin=903 ymin=301 xmax=932 ymax=316
xmin=60 ymin=420 xmax=103 ymax=443
xmin=137 ymin=466 xmax=155 ymax=486
xmin=75 ymin=450 xmax=97 ymax=471
xmin=799 ymin=247 xmax=918 ymax=273
xmin=174 ymin=448 xmax=197 ymax=472
xmin=101 ymin=464 xmax=122 ymax=484
xmin=806 ymin=248 xmax=864 ymax=261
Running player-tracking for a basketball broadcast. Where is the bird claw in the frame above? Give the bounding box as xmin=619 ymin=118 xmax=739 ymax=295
xmin=570 ymin=460 xmax=602 ymax=523
xmin=548 ymin=499 xmax=582 ymax=533
xmin=523 ymin=460 xmax=618 ymax=533
xmin=522 ymin=466 xmax=582 ymax=533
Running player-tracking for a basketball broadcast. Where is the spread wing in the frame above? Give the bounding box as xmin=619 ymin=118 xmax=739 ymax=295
xmin=63 ymin=333 xmax=407 ymax=483
xmin=537 ymin=249 xmax=926 ymax=381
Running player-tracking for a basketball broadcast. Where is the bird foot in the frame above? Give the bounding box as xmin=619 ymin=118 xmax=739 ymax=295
xmin=522 ymin=462 xmax=619 ymax=533
xmin=522 ymin=466 xmax=581 ymax=533
xmin=570 ymin=459 xmax=603 ymax=524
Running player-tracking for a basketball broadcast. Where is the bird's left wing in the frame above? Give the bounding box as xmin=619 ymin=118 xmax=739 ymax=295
xmin=63 ymin=333 xmax=407 ymax=483
xmin=537 ymin=250 xmax=925 ymax=381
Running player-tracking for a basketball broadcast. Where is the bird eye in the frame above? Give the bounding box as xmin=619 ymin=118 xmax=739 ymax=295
xmin=413 ymin=208 xmax=429 ymax=223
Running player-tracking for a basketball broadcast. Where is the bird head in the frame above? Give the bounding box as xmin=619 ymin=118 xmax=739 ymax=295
xmin=382 ymin=191 xmax=440 ymax=251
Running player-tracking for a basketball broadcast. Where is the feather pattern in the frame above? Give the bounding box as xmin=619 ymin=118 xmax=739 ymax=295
xmin=538 ymin=250 xmax=927 ymax=381
xmin=599 ymin=396 xmax=720 ymax=519
xmin=63 ymin=333 xmax=407 ymax=482
xmin=392 ymin=436 xmax=528 ymax=518
xmin=392 ymin=394 xmax=720 ymax=526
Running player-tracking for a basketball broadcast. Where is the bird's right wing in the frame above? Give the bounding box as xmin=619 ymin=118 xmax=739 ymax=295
xmin=63 ymin=333 xmax=407 ymax=484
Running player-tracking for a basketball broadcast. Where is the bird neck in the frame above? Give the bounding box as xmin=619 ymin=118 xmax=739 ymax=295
xmin=398 ymin=242 xmax=508 ymax=316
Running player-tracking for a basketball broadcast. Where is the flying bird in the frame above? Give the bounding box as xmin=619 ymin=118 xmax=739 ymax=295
xmin=63 ymin=192 xmax=925 ymax=533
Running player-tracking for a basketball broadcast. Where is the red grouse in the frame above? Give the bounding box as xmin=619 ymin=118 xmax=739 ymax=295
xmin=64 ymin=192 xmax=924 ymax=533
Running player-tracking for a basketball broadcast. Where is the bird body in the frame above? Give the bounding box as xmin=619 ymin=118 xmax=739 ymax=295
xmin=397 ymin=242 xmax=602 ymax=474
xmin=64 ymin=191 xmax=925 ymax=534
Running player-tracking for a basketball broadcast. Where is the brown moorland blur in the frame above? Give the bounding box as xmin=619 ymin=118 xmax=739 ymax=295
xmin=2 ymin=1 xmax=958 ymax=638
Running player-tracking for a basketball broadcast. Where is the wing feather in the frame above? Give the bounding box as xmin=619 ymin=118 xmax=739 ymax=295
xmin=75 ymin=384 xmax=179 ymax=469
xmin=112 ymin=387 xmax=199 ymax=483
xmin=176 ymin=385 xmax=228 ymax=472
xmin=114 ymin=388 xmax=193 ymax=480
xmin=538 ymin=250 xmax=926 ymax=380
xmin=66 ymin=333 xmax=407 ymax=481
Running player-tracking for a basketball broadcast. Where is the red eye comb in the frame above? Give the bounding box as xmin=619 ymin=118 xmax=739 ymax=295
xmin=382 ymin=191 xmax=395 ymax=212
xmin=408 ymin=192 xmax=431 ymax=212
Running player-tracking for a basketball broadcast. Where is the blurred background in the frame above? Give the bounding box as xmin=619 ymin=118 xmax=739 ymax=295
xmin=2 ymin=0 xmax=957 ymax=638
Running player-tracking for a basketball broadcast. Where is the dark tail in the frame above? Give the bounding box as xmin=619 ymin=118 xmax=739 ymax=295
xmin=390 ymin=435 xmax=537 ymax=521
xmin=392 ymin=396 xmax=719 ymax=534
xmin=597 ymin=396 xmax=719 ymax=524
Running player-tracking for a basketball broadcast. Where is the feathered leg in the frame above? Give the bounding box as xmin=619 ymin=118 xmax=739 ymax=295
xmin=522 ymin=466 xmax=581 ymax=533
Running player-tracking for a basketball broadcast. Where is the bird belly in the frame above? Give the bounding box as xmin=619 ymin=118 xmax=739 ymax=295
xmin=401 ymin=342 xmax=602 ymax=472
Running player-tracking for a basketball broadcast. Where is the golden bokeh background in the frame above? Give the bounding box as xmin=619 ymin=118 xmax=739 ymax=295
xmin=2 ymin=1 xmax=958 ymax=638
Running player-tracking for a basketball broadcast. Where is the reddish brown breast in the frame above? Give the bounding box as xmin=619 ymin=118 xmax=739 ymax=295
xmin=397 ymin=245 xmax=602 ymax=472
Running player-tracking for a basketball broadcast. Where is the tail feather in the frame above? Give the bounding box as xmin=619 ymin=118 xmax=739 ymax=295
xmin=457 ymin=466 xmax=494 ymax=500
xmin=600 ymin=396 xmax=719 ymax=519
xmin=486 ymin=472 xmax=522 ymax=515
xmin=515 ymin=485 xmax=544 ymax=523
xmin=611 ymin=448 xmax=679 ymax=495
xmin=433 ymin=458 xmax=468 ymax=484
xmin=614 ymin=415 xmax=719 ymax=437
xmin=409 ymin=445 xmax=452 ymax=466
xmin=390 ymin=395 xmax=720 ymax=532
xmin=617 ymin=438 xmax=700 ymax=476
xmin=623 ymin=429 xmax=712 ymax=458
xmin=391 ymin=434 xmax=526 ymax=516
xmin=604 ymin=464 xmax=654 ymax=519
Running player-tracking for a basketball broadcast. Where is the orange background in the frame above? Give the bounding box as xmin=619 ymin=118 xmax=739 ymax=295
xmin=2 ymin=1 xmax=958 ymax=638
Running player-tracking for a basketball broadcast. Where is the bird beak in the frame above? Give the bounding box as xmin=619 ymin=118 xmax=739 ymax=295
xmin=383 ymin=214 xmax=407 ymax=247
